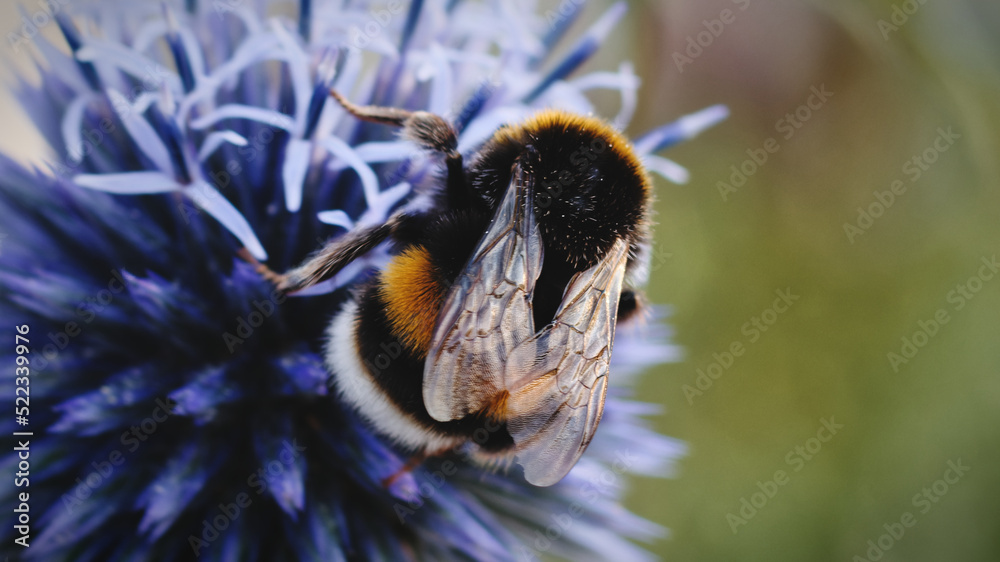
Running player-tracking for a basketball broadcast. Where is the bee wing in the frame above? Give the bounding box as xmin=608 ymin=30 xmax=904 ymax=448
xmin=422 ymin=161 xmax=543 ymax=422
xmin=504 ymin=237 xmax=629 ymax=486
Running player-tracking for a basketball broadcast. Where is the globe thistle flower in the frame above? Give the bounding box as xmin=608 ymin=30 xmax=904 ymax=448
xmin=0 ymin=0 xmax=725 ymax=560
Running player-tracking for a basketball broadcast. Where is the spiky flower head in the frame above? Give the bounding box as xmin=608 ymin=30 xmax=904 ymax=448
xmin=0 ymin=1 xmax=724 ymax=560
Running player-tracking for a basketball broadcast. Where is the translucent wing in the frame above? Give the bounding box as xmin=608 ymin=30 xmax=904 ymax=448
xmin=422 ymin=161 xmax=543 ymax=422
xmin=504 ymin=238 xmax=629 ymax=486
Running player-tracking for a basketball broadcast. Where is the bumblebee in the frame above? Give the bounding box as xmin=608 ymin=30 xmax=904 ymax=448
xmin=272 ymin=90 xmax=652 ymax=486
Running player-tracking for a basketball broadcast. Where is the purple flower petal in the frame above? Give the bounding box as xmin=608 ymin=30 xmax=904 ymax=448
xmin=197 ymin=130 xmax=249 ymax=162
xmin=351 ymin=140 xmax=418 ymax=163
xmin=76 ymin=42 xmax=182 ymax=94
xmin=321 ymin=136 xmax=380 ymax=205
xmin=184 ymin=180 xmax=268 ymax=259
xmin=74 ymin=171 xmax=181 ymax=194
xmin=190 ymin=104 xmax=296 ymax=133
xmin=135 ymin=441 xmax=215 ymax=539
xmin=524 ymin=1 xmax=628 ymax=102
xmin=634 ymin=104 xmax=730 ymax=155
xmin=253 ymin=428 xmax=306 ymax=519
xmin=62 ymin=92 xmax=99 ymax=162
xmin=169 ymin=365 xmax=238 ymax=424
xmin=282 ymin=138 xmax=312 ymax=212
xmin=106 ymin=89 xmax=176 ymax=174
xmin=316 ymin=209 xmax=354 ymax=230
xmin=642 ymin=154 xmax=690 ymax=184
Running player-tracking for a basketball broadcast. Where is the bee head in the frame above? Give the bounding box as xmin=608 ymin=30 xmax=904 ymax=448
xmin=471 ymin=110 xmax=651 ymax=270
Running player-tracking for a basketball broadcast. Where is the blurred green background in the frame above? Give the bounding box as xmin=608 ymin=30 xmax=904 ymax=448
xmin=607 ymin=0 xmax=1000 ymax=560
xmin=2 ymin=1 xmax=998 ymax=560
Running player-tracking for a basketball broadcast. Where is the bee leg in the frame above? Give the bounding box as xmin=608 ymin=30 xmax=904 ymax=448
xmin=329 ymin=89 xmax=471 ymax=209
xmin=236 ymin=248 xmax=287 ymax=287
xmin=237 ymin=213 xmax=408 ymax=294
xmin=282 ymin=215 xmax=405 ymax=293
xmin=442 ymin=149 xmax=468 ymax=210
xmin=616 ymin=289 xmax=645 ymax=323
xmin=381 ymin=445 xmax=456 ymax=489
xmin=381 ymin=454 xmax=426 ymax=489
